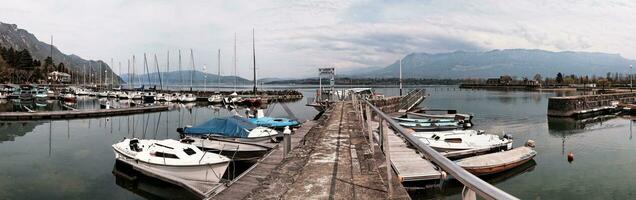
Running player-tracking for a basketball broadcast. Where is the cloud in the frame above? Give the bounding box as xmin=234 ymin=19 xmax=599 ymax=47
xmin=1 ymin=0 xmax=636 ymax=78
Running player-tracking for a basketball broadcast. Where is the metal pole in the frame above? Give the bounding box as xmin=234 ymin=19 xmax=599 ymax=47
xmin=252 ymin=28 xmax=257 ymax=95
xmin=631 ymin=65 xmax=633 ymax=92
xmin=399 ymin=58 xmax=403 ymax=96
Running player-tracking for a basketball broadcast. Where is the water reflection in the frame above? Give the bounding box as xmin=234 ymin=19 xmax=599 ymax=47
xmin=0 ymin=89 xmax=316 ymax=200
xmin=547 ymin=115 xmax=617 ymax=132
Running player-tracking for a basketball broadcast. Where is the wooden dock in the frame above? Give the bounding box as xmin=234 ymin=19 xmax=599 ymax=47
xmin=213 ymin=101 xmax=409 ymax=199
xmin=371 ymin=121 xmax=442 ymax=182
xmin=0 ymin=106 xmax=169 ymax=120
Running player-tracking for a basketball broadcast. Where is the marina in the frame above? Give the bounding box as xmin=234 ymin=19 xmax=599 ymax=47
xmin=3 ymin=86 xmax=636 ymax=199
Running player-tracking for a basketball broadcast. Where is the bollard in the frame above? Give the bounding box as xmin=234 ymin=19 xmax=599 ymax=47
xmin=283 ymin=126 xmax=292 ymax=157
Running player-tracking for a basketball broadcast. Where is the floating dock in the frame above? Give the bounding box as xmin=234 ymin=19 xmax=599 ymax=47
xmin=371 ymin=121 xmax=442 ymax=182
xmin=0 ymin=106 xmax=169 ymax=120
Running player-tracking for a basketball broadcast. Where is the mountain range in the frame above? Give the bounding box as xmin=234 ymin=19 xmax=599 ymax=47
xmin=0 ymin=22 xmax=121 ymax=82
xmin=119 ymin=70 xmax=251 ymax=86
xmin=344 ymin=49 xmax=636 ymax=79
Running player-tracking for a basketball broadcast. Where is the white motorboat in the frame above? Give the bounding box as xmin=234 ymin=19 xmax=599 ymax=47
xmin=223 ymin=92 xmax=241 ymax=104
xmin=131 ymin=92 xmax=143 ymax=100
xmin=208 ymin=94 xmax=223 ymax=104
xmin=108 ymin=91 xmax=120 ymax=98
xmin=179 ymin=93 xmax=197 ymax=102
xmin=112 ymin=138 xmax=230 ymax=182
xmin=98 ymin=91 xmax=109 ymax=97
xmin=117 ymin=91 xmax=131 ymax=99
xmin=155 ymin=93 xmax=168 ymax=101
xmin=412 ymin=130 xmax=512 ymax=152
xmin=167 ymin=93 xmax=180 ymax=102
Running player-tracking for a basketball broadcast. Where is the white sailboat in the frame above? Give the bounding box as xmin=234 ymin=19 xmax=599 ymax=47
xmin=112 ymin=138 xmax=230 ymax=182
xmin=208 ymin=49 xmax=223 ymax=104
xmin=179 ymin=49 xmax=197 ymax=102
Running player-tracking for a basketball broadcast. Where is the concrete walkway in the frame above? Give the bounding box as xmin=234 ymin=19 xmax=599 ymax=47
xmin=245 ymin=101 xmax=409 ymax=200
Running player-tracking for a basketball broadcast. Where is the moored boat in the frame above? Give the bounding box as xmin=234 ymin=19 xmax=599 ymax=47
xmin=398 ymin=121 xmax=463 ymax=131
xmin=412 ymin=130 xmax=512 ymax=152
xmin=208 ymin=94 xmax=223 ymax=104
xmin=178 ymin=93 xmax=196 ymax=102
xmin=177 ymin=116 xmax=279 ymax=142
xmin=456 ymin=141 xmax=537 ymax=176
xmin=179 ymin=137 xmax=272 ymax=161
xmin=112 ymin=138 xmax=230 ymax=182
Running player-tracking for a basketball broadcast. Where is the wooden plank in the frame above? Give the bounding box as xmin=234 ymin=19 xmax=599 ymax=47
xmin=371 ymin=120 xmax=442 ymax=182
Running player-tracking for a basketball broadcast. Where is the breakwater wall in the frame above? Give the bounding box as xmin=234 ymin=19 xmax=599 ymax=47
xmin=459 ymin=83 xmax=540 ymax=90
xmin=548 ymin=92 xmax=636 ymax=117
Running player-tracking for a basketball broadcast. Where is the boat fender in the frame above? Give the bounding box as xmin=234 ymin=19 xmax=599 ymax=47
xmin=525 ymin=140 xmax=536 ymax=148
xmin=567 ymin=152 xmax=574 ymax=163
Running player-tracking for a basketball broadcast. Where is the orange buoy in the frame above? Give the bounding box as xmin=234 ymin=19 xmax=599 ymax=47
xmin=567 ymin=152 xmax=574 ymax=163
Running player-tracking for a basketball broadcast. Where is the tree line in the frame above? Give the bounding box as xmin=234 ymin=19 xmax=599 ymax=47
xmin=0 ymin=46 xmax=71 ymax=83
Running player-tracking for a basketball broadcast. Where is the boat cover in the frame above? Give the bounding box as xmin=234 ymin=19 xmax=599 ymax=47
xmin=184 ymin=116 xmax=257 ymax=138
xmin=248 ymin=117 xmax=300 ymax=128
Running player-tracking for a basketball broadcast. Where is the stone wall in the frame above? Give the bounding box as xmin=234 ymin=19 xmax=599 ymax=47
xmin=548 ymin=92 xmax=636 ymax=117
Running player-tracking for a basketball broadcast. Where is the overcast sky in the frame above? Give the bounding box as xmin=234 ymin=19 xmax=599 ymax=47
xmin=1 ymin=0 xmax=635 ymax=78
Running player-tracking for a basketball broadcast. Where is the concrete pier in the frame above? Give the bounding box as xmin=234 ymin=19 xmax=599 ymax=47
xmin=241 ymin=101 xmax=409 ymax=199
xmin=548 ymin=92 xmax=636 ymax=117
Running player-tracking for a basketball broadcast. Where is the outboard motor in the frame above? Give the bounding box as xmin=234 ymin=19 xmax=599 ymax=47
xmin=503 ymin=134 xmax=513 ymax=140
xmin=176 ymin=128 xmax=185 ymax=139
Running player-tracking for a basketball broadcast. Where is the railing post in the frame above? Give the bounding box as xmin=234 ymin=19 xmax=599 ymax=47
xmin=283 ymin=126 xmax=292 ymax=157
xmin=365 ymin=104 xmax=374 ymax=153
xmin=379 ymin=118 xmax=384 ymax=151
xmin=382 ymin=120 xmax=393 ymax=199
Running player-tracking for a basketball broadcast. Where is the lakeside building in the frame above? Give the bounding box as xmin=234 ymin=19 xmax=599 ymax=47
xmin=48 ymin=71 xmax=71 ymax=83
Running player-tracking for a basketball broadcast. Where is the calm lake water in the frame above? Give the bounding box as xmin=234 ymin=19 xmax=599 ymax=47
xmin=0 ymin=86 xmax=631 ymax=199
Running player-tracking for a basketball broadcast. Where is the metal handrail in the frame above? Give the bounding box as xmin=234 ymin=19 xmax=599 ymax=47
xmin=363 ymin=99 xmax=518 ymax=200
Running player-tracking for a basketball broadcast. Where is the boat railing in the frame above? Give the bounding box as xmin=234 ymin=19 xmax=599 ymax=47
xmin=354 ymin=95 xmax=518 ymax=200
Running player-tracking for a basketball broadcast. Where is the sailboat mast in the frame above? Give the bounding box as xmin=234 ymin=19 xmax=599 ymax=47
xmin=252 ymin=29 xmax=257 ymax=94
xmin=218 ymin=49 xmax=221 ymax=93
xmin=190 ymin=49 xmax=194 ymax=91
xmin=234 ymin=33 xmax=237 ymax=91
xmin=179 ymin=50 xmax=182 ymax=91
xmin=133 ymin=55 xmax=136 ymax=89
xmin=118 ymin=61 xmax=121 ymax=87
xmin=144 ymin=53 xmax=151 ymax=88
xmin=166 ymin=51 xmax=170 ymax=90
xmin=127 ymin=59 xmax=131 ymax=90
xmin=155 ymin=54 xmax=163 ymax=90
xmin=110 ymin=58 xmax=114 ymax=88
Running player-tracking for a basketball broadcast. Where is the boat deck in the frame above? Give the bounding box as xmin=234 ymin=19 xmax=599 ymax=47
xmin=0 ymin=106 xmax=169 ymax=120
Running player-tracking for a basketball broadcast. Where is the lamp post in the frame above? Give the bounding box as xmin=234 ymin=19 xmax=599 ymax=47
xmin=631 ymin=64 xmax=633 ymax=92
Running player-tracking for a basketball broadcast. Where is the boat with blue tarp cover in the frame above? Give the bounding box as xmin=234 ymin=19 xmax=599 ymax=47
xmin=177 ymin=116 xmax=279 ymax=141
